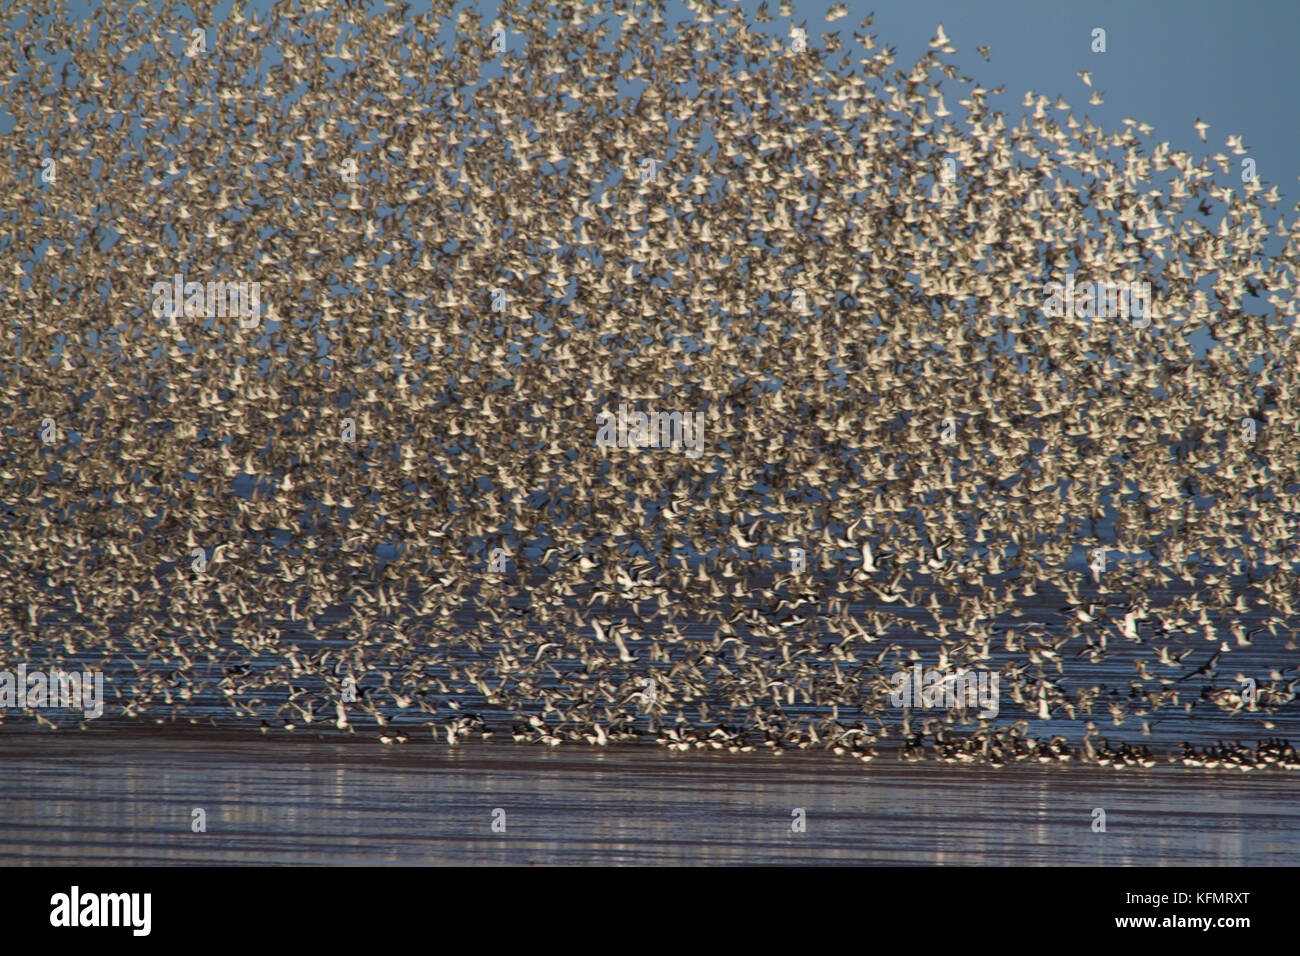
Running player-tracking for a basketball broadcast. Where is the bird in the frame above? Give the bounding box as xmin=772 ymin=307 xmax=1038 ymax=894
xmin=1178 ymin=651 xmax=1222 ymax=683
xmin=2 ymin=0 xmax=1295 ymax=780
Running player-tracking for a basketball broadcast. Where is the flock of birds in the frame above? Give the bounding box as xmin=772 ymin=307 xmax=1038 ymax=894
xmin=3 ymin=0 xmax=1300 ymax=771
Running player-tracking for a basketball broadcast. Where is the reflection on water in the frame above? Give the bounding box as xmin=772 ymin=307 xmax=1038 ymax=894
xmin=2 ymin=730 xmax=1297 ymax=865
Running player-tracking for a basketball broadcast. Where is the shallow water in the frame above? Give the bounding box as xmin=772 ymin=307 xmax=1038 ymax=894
xmin=2 ymin=730 xmax=1297 ymax=865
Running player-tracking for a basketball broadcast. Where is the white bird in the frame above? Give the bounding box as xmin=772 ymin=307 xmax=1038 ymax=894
xmin=860 ymin=541 xmax=881 ymax=573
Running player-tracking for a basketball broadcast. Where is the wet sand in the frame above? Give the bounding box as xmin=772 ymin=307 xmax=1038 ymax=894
xmin=2 ymin=729 xmax=1297 ymax=865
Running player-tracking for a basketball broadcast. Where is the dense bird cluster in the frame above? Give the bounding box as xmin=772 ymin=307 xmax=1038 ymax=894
xmin=3 ymin=0 xmax=1299 ymax=768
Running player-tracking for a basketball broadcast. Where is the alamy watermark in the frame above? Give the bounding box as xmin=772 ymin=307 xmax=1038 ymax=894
xmin=50 ymin=886 xmax=150 ymax=936
xmin=1042 ymin=273 xmax=1153 ymax=326
xmin=150 ymin=273 xmax=262 ymax=327
xmin=595 ymin=404 xmax=705 ymax=458
xmin=0 ymin=665 xmax=104 ymax=719
xmin=889 ymin=664 xmax=999 ymax=718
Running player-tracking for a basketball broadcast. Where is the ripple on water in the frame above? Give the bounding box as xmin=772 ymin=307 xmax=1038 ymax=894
xmin=1 ymin=731 xmax=1297 ymax=865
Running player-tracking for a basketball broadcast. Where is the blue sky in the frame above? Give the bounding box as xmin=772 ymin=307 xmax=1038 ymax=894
xmin=5 ymin=0 xmax=1294 ymax=368
xmin=8 ymin=0 xmax=1298 ymax=210
xmin=7 ymin=0 xmax=1296 ymax=227
xmin=848 ymin=0 xmax=1300 ymax=210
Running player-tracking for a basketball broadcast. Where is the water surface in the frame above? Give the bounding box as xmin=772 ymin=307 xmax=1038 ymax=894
xmin=3 ymin=730 xmax=1296 ymax=865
